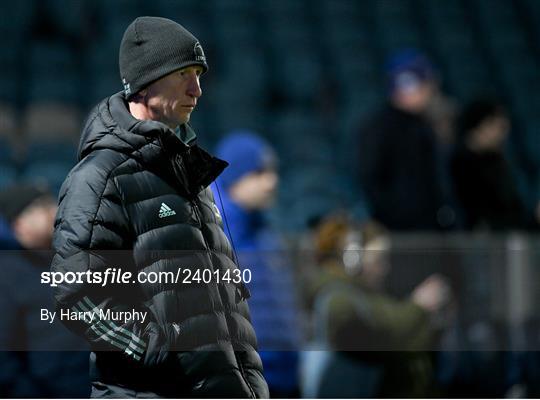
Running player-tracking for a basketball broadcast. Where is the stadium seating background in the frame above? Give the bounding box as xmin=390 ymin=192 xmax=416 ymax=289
xmin=0 ymin=0 xmax=539 ymax=231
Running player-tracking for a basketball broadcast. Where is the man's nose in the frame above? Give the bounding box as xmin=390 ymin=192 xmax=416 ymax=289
xmin=187 ymin=75 xmax=202 ymax=98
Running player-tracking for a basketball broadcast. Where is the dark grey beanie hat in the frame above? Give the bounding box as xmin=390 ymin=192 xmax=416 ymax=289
xmin=119 ymin=16 xmax=208 ymax=99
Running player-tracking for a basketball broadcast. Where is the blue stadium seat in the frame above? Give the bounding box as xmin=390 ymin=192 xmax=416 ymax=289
xmin=322 ymin=23 xmax=371 ymax=49
xmin=0 ymin=164 xmax=17 ymax=190
xmin=44 ymin=0 xmax=89 ymax=39
xmin=473 ymin=0 xmax=519 ymax=27
xmin=379 ymin=30 xmax=422 ymax=54
xmin=276 ymin=165 xmax=349 ymax=230
xmin=259 ymin=0 xmax=307 ymax=16
xmin=317 ymin=0 xmax=362 ymax=20
xmin=0 ymin=75 xmax=19 ymax=104
xmin=511 ymin=101 xmax=540 ymax=151
xmin=435 ymin=30 xmax=478 ymax=49
xmin=87 ymin=75 xmax=123 ymax=107
xmin=21 ymin=161 xmax=74 ymax=196
xmin=0 ymin=1 xmax=34 ymax=36
xmin=26 ymin=42 xmax=79 ymax=103
xmin=271 ymin=110 xmax=321 ymax=144
xmin=27 ymin=72 xmax=80 ymax=104
xmin=373 ymin=0 xmax=413 ymax=16
xmin=443 ymin=53 xmax=495 ymax=99
xmin=265 ymin=19 xmax=314 ymax=49
xmin=213 ymin=14 xmax=259 ymax=48
xmin=29 ymin=42 xmax=77 ymax=75
xmin=499 ymin=59 xmax=538 ymax=95
xmin=421 ymin=0 xmax=465 ymax=19
xmin=0 ymin=138 xmax=16 ymax=165
xmin=272 ymin=49 xmax=324 ymax=102
xmin=95 ymin=0 xmax=146 ymax=25
xmin=217 ymin=48 xmax=268 ymax=105
xmin=85 ymin=40 xmax=120 ymax=76
xmin=0 ymin=44 xmax=20 ymax=73
xmin=149 ymin=0 xmax=201 ymax=16
xmin=213 ymin=106 xmax=268 ymax=138
xmin=268 ymin=110 xmax=334 ymax=168
xmin=25 ymin=141 xmax=78 ymax=165
xmin=208 ymin=0 xmax=253 ymax=13
xmin=336 ymin=57 xmax=380 ymax=91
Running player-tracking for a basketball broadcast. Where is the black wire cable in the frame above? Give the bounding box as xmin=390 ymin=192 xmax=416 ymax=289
xmin=214 ymin=179 xmax=240 ymax=266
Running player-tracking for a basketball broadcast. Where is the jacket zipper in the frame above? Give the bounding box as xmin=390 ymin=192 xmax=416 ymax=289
xmin=172 ymin=147 xmax=256 ymax=398
xmin=190 ymin=198 xmax=256 ymax=398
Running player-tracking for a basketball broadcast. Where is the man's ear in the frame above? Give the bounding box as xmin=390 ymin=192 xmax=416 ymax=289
xmin=131 ymin=89 xmax=148 ymax=104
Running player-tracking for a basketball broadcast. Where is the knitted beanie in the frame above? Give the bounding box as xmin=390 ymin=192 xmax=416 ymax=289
xmin=119 ymin=16 xmax=208 ymax=98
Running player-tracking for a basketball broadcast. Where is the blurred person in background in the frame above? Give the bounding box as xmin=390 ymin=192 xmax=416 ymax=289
xmin=357 ymin=49 xmax=454 ymax=231
xmin=450 ymin=99 xmax=540 ymax=396
xmin=451 ymin=98 xmax=534 ymax=230
xmin=0 ymin=184 xmax=89 ymax=397
xmin=213 ymin=131 xmax=301 ymax=398
xmin=304 ymin=215 xmax=452 ymax=397
xmin=0 ymin=184 xmax=57 ymax=250
xmin=50 ymin=17 xmax=268 ymax=398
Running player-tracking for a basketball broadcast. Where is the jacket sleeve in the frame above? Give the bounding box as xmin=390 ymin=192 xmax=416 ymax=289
xmin=51 ymin=158 xmax=175 ymax=365
xmin=325 ymin=288 xmax=432 ymax=352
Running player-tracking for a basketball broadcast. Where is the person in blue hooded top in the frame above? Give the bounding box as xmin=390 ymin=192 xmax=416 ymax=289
xmin=212 ymin=131 xmax=302 ymax=398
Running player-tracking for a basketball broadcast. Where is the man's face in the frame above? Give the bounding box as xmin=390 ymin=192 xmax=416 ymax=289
xmin=142 ymin=66 xmax=203 ymax=127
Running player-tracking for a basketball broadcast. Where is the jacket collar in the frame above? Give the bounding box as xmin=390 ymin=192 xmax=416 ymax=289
xmin=80 ymin=92 xmax=228 ymax=198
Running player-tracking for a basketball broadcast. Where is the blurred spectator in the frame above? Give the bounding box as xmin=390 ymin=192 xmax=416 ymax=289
xmin=0 ymin=184 xmax=89 ymax=397
xmin=305 ymin=215 xmax=451 ymax=397
xmin=451 ymin=99 xmax=534 ymax=230
xmin=357 ymin=49 xmax=454 ymax=231
xmin=0 ymin=184 xmax=57 ymax=249
xmin=213 ymin=131 xmax=302 ymax=398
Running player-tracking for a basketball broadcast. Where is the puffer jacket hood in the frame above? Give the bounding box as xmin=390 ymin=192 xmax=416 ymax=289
xmin=78 ymin=92 xmax=228 ymax=199
xmin=78 ymin=92 xmax=171 ymax=161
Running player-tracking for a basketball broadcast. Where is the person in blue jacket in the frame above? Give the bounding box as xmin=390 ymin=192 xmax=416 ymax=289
xmin=212 ymin=131 xmax=301 ymax=398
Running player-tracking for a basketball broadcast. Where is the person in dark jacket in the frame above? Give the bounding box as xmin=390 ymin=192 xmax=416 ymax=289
xmin=358 ymin=49 xmax=451 ymax=231
xmin=450 ymin=99 xmax=532 ymax=230
xmin=51 ymin=17 xmax=268 ymax=398
xmin=306 ymin=216 xmax=451 ymax=397
xmin=212 ymin=132 xmax=301 ymax=398
xmin=0 ymin=184 xmax=89 ymax=398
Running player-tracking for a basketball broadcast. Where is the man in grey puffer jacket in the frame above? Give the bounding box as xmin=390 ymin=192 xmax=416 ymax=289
xmin=51 ymin=16 xmax=269 ymax=398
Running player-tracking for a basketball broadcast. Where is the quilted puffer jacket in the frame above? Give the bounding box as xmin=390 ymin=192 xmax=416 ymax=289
xmin=50 ymin=92 xmax=269 ymax=398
